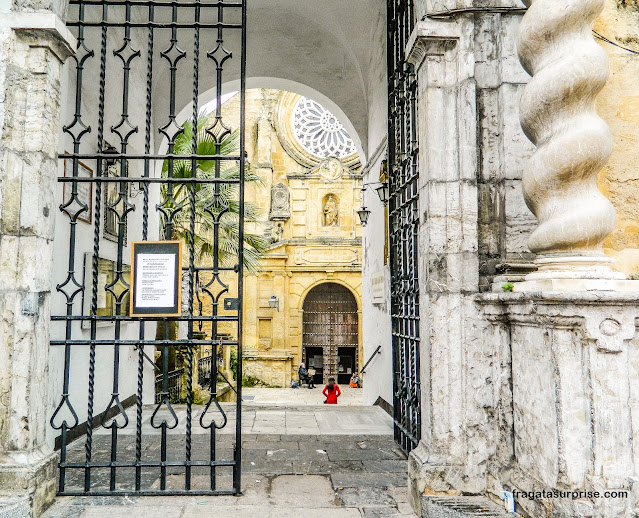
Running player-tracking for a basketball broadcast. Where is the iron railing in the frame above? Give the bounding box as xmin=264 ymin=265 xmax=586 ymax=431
xmin=51 ymin=0 xmax=246 ymax=496
xmin=197 ymin=356 xmax=213 ymax=387
xmin=361 ymin=345 xmax=382 ymax=374
xmin=387 ymin=0 xmax=422 ymax=454
xmin=154 ymin=368 xmax=185 ymax=404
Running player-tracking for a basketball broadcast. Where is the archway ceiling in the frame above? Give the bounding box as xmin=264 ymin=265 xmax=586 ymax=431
xmin=151 ymin=0 xmax=386 ymax=158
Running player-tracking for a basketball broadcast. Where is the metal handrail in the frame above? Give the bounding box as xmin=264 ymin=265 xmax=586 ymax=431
xmin=135 ymin=346 xmax=161 ymax=373
xmin=218 ymin=370 xmax=238 ymax=395
xmin=361 ymin=345 xmax=382 ymax=374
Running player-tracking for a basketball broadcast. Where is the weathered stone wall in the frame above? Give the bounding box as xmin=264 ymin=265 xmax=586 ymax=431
xmin=475 ymin=12 xmax=536 ymax=290
xmin=597 ymin=1 xmax=639 ymax=277
xmin=406 ymin=3 xmax=639 ymax=518
xmin=405 ymin=9 xmax=533 ymax=511
xmin=479 ymin=293 xmax=639 ymax=518
xmin=0 ymin=0 xmax=74 ymax=513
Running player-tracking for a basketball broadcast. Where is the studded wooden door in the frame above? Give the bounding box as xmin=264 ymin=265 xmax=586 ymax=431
xmin=302 ymin=283 xmax=358 ymax=385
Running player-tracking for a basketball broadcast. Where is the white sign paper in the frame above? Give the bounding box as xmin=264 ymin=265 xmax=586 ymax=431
xmin=97 ymin=273 xmax=108 ymax=308
xmin=371 ymin=270 xmax=386 ymax=303
xmin=135 ymin=253 xmax=176 ymax=308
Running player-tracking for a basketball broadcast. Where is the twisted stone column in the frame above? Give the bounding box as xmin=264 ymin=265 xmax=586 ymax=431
xmin=517 ymin=0 xmax=621 ymax=279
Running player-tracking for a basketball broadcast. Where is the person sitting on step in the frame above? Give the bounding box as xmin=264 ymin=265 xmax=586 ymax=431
xmin=298 ymin=363 xmax=313 ymax=388
xmin=323 ymin=377 xmax=341 ymax=404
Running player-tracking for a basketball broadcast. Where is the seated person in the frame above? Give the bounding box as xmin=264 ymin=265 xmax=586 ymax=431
xmin=307 ymin=368 xmax=316 ymax=389
xmin=298 ymin=363 xmax=312 ymax=388
xmin=350 ymin=371 xmax=361 ymax=388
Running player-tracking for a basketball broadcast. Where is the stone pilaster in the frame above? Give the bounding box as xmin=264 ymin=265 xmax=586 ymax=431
xmin=516 ymin=0 xmax=623 ymax=285
xmin=0 ymin=10 xmax=74 ymax=517
xmin=405 ymin=19 xmax=485 ymax=514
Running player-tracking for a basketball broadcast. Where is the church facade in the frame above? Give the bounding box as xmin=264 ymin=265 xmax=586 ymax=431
xmin=217 ymin=89 xmax=363 ymax=387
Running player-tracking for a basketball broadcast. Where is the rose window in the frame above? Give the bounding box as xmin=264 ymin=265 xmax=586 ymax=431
xmin=292 ymin=97 xmax=356 ymax=159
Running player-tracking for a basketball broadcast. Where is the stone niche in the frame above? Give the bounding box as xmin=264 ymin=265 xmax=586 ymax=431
xmin=269 ymin=182 xmax=290 ymax=221
xmin=321 ymin=193 xmax=339 ymax=227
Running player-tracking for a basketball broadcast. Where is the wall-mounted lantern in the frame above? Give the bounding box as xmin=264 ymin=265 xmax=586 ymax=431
xmin=357 ymin=207 xmax=371 ymax=227
xmin=268 ymin=295 xmax=280 ymax=311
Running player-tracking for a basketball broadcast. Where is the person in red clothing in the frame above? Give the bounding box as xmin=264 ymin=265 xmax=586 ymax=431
xmin=322 ymin=377 xmax=341 ymax=404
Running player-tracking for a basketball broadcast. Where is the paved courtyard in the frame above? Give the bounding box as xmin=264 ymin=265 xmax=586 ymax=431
xmin=43 ymin=389 xmax=415 ymax=518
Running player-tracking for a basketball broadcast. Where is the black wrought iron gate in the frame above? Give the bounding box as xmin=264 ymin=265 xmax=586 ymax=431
xmin=51 ymin=0 xmax=246 ymax=495
xmin=387 ymin=0 xmax=421 ymax=454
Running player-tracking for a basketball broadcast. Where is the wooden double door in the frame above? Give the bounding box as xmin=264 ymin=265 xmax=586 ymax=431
xmin=302 ymin=283 xmax=359 ymax=385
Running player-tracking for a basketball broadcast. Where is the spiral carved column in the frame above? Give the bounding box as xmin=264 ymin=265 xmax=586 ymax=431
xmin=517 ymin=0 xmax=622 ymax=280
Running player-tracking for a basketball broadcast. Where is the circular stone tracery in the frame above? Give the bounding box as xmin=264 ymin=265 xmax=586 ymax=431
xmin=292 ymin=97 xmax=356 ymax=159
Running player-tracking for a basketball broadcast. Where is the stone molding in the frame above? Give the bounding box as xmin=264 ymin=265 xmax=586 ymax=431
xmin=480 ymin=291 xmax=639 ymax=353
xmin=406 ymin=20 xmax=462 ymax=69
xmin=4 ymin=12 xmax=76 ymax=62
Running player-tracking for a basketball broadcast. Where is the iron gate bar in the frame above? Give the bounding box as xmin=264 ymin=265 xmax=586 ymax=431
xmin=59 ymin=176 xmax=242 ymax=182
xmin=51 ymin=316 xmax=240 ymax=322
xmin=52 ymin=0 xmax=246 ymax=496
xmin=68 ymin=0 xmax=242 ymax=5
xmin=59 ymin=153 xmax=242 ymax=160
xmin=387 ymin=0 xmax=422 ymax=454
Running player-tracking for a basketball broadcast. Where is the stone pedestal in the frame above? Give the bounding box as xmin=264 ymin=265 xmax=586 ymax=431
xmin=478 ymin=291 xmax=639 ymax=518
xmin=0 ymin=10 xmax=75 ymax=517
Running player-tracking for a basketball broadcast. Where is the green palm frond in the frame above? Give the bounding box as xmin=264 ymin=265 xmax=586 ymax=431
xmin=160 ymin=111 xmax=267 ymax=273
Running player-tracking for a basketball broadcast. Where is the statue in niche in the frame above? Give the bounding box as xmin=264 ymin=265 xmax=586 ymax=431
xmin=274 ymin=222 xmax=284 ymax=242
xmin=269 ymin=182 xmax=290 ymax=221
xmin=323 ymin=194 xmax=339 ymax=227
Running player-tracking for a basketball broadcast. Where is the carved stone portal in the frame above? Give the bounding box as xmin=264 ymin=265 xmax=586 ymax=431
xmin=269 ymin=182 xmax=290 ymax=221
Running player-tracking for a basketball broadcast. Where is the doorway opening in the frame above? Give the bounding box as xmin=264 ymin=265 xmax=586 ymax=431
xmin=304 ymin=347 xmax=325 ymax=385
xmin=302 ymin=283 xmax=359 ymax=386
xmin=337 ymin=347 xmax=356 ymax=385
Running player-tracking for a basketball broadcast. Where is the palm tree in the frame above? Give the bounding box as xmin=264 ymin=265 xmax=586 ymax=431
xmin=160 ymin=112 xmax=268 ymax=273
xmin=156 ymin=113 xmax=268 ymax=387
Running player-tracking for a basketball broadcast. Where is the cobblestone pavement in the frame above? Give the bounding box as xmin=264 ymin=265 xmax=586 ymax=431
xmin=43 ymin=398 xmax=416 ymax=518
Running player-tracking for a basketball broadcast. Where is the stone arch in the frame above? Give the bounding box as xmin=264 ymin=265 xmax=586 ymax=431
xmin=299 ymin=278 xmax=361 ymax=313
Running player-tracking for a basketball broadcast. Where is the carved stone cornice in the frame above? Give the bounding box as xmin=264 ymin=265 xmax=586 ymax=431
xmin=477 ymin=291 xmax=639 ymax=353
xmin=6 ymin=12 xmax=77 ymax=62
xmin=405 ymin=20 xmax=462 ymax=70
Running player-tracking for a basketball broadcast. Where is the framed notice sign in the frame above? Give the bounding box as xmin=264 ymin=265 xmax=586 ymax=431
xmin=130 ymin=241 xmax=182 ymax=317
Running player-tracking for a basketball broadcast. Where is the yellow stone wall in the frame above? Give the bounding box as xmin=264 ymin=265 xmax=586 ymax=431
xmin=596 ymin=2 xmax=639 ymax=276
xmin=201 ymin=89 xmax=363 ymax=387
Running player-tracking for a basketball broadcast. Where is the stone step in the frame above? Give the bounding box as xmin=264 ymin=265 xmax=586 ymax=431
xmin=421 ymin=496 xmax=523 ymax=518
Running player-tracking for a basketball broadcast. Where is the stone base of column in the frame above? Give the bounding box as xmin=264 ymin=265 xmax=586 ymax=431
xmin=407 ymin=442 xmax=476 ymax=516
xmin=0 ymin=449 xmax=57 ymax=518
xmin=478 ymin=292 xmax=639 ymax=518
xmin=513 ymin=256 xmax=638 ymax=292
